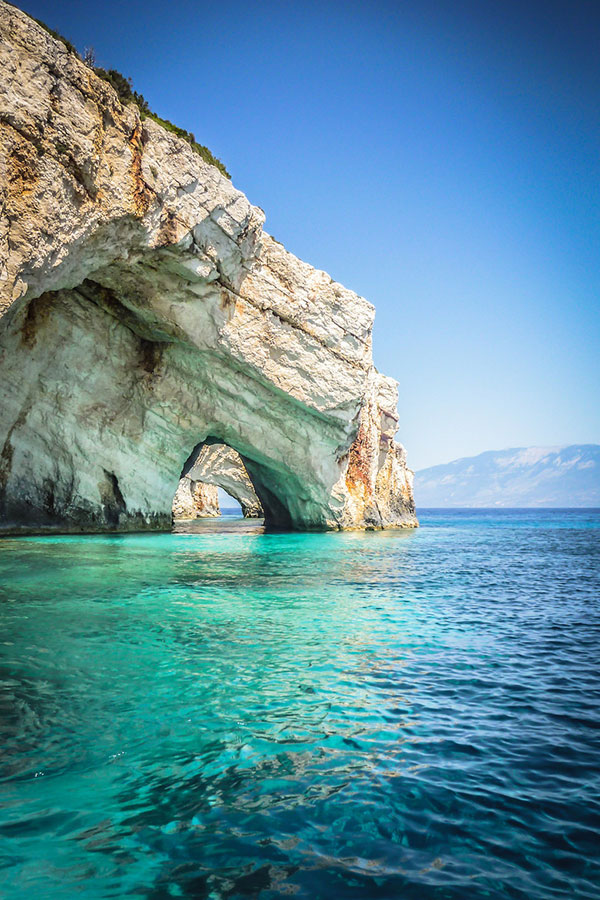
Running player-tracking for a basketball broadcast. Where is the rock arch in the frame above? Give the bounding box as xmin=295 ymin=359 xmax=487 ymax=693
xmin=172 ymin=443 xmax=263 ymax=521
xmin=0 ymin=2 xmax=417 ymax=533
xmin=186 ymin=443 xmax=263 ymax=518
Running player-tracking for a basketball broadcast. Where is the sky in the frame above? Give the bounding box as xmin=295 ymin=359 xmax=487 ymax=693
xmin=16 ymin=0 xmax=600 ymax=469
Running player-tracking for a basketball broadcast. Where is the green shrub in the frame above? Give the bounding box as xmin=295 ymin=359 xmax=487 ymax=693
xmin=93 ymin=67 xmax=230 ymax=178
xmin=23 ymin=8 xmax=231 ymax=179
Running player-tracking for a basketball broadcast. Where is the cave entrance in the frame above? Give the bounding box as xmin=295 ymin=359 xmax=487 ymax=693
xmin=171 ymin=442 xmax=264 ymax=525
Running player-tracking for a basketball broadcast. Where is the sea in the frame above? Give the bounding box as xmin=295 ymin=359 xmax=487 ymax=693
xmin=0 ymin=509 xmax=598 ymax=899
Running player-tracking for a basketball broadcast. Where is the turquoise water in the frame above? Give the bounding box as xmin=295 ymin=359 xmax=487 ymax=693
xmin=0 ymin=510 xmax=599 ymax=899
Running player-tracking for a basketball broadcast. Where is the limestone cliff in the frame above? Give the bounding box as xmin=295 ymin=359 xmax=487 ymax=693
xmin=0 ymin=2 xmax=417 ymax=532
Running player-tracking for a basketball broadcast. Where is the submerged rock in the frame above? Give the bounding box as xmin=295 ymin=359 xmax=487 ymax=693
xmin=0 ymin=1 xmax=417 ymax=532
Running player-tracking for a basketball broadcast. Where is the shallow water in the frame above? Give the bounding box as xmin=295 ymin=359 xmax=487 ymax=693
xmin=0 ymin=510 xmax=599 ymax=899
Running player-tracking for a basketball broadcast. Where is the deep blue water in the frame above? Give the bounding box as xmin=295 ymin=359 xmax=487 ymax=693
xmin=0 ymin=509 xmax=599 ymax=899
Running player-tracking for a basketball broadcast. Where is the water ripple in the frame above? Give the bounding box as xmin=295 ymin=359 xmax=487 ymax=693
xmin=0 ymin=509 xmax=599 ymax=898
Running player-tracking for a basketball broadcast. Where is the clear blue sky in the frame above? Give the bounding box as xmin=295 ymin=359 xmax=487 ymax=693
xmin=17 ymin=0 xmax=600 ymax=469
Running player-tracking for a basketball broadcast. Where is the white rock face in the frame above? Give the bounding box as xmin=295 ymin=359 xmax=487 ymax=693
xmin=172 ymin=477 xmax=220 ymax=519
xmin=0 ymin=2 xmax=417 ymax=532
xmin=188 ymin=444 xmax=263 ymax=517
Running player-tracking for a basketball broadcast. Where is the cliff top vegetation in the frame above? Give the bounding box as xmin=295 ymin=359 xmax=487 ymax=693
xmin=21 ymin=5 xmax=230 ymax=179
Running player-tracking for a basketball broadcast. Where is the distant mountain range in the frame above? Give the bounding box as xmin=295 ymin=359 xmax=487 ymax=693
xmin=414 ymin=445 xmax=600 ymax=508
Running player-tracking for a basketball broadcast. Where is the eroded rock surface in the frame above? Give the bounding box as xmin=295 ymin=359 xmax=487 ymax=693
xmin=172 ymin=478 xmax=219 ymax=520
xmin=0 ymin=2 xmax=417 ymax=532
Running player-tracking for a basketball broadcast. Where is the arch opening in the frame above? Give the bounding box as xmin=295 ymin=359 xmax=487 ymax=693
xmin=218 ymin=488 xmax=242 ymax=515
xmin=172 ymin=441 xmax=265 ymax=525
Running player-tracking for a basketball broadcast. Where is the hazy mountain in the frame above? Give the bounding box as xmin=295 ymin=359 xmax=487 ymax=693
xmin=415 ymin=445 xmax=600 ymax=508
